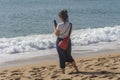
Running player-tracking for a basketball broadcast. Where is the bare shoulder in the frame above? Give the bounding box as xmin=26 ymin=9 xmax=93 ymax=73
xmin=57 ymin=22 xmax=64 ymax=27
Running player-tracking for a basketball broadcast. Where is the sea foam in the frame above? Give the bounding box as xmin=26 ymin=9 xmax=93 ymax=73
xmin=72 ymin=26 xmax=120 ymax=45
xmin=0 ymin=26 xmax=120 ymax=54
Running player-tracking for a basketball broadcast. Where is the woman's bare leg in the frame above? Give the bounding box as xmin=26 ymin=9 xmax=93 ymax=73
xmin=71 ymin=61 xmax=79 ymax=72
xmin=61 ymin=68 xmax=65 ymax=74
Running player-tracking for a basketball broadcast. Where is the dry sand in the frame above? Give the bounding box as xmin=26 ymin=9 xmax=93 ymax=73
xmin=0 ymin=53 xmax=120 ymax=80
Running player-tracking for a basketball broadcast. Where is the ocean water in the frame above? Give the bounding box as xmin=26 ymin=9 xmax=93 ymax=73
xmin=0 ymin=0 xmax=120 ymax=55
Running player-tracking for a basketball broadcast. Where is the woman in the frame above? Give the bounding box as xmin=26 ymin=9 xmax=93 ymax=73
xmin=53 ymin=9 xmax=78 ymax=74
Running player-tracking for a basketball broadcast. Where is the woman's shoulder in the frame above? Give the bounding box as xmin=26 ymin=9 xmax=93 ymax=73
xmin=57 ymin=22 xmax=64 ymax=28
xmin=58 ymin=22 xmax=64 ymax=26
xmin=57 ymin=22 xmax=71 ymax=27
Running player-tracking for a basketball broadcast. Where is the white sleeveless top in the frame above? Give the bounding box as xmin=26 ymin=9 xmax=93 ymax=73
xmin=57 ymin=22 xmax=71 ymax=38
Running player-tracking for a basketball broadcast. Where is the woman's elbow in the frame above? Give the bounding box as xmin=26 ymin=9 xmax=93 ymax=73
xmin=54 ymin=32 xmax=59 ymax=36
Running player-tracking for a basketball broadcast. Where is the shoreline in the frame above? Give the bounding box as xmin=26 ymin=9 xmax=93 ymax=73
xmin=0 ymin=47 xmax=120 ymax=69
xmin=0 ymin=39 xmax=120 ymax=68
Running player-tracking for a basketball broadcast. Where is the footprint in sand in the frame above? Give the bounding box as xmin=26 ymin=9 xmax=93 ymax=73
xmin=104 ymin=64 xmax=110 ymax=67
xmin=11 ymin=70 xmax=21 ymax=73
xmin=95 ymin=69 xmax=101 ymax=71
xmin=50 ymin=70 xmax=61 ymax=79
xmin=73 ymin=74 xmax=80 ymax=77
xmin=29 ymin=70 xmax=35 ymax=73
xmin=20 ymin=75 xmax=33 ymax=79
xmin=30 ymin=73 xmax=37 ymax=76
xmin=46 ymin=65 xmax=56 ymax=70
xmin=97 ymin=58 xmax=109 ymax=63
xmin=11 ymin=70 xmax=23 ymax=74
xmin=89 ymin=68 xmax=95 ymax=70
xmin=84 ymin=64 xmax=92 ymax=68
xmin=89 ymin=74 xmax=98 ymax=78
xmin=59 ymin=78 xmax=71 ymax=80
xmin=34 ymin=78 xmax=43 ymax=80
xmin=11 ymin=73 xmax=20 ymax=76
xmin=0 ymin=70 xmax=8 ymax=77
xmin=94 ymin=63 xmax=103 ymax=66
xmin=0 ymin=72 xmax=7 ymax=75
xmin=108 ymin=76 xmax=114 ymax=79
xmin=49 ymin=65 xmax=57 ymax=67
xmin=100 ymin=75 xmax=109 ymax=78
xmin=40 ymin=66 xmax=46 ymax=70
xmin=113 ymin=63 xmax=119 ymax=65
xmin=50 ymin=74 xmax=59 ymax=79
xmin=6 ymin=76 xmax=21 ymax=80
xmin=108 ymin=56 xmax=116 ymax=58
xmin=32 ymin=67 xmax=41 ymax=70
xmin=31 ymin=68 xmax=42 ymax=72
xmin=100 ymin=70 xmax=109 ymax=74
xmin=14 ymin=77 xmax=21 ymax=80
xmin=110 ymin=67 xmax=118 ymax=70
xmin=3 ymin=70 xmax=8 ymax=72
xmin=81 ymin=76 xmax=90 ymax=80
xmin=11 ymin=72 xmax=23 ymax=76
xmin=98 ymin=58 xmax=106 ymax=60
xmin=30 ymin=68 xmax=42 ymax=74
xmin=77 ymin=60 xmax=84 ymax=63
xmin=117 ymin=78 xmax=120 ymax=80
xmin=85 ymin=59 xmax=93 ymax=62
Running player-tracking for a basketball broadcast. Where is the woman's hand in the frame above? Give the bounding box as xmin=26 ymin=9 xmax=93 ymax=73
xmin=54 ymin=29 xmax=60 ymax=36
xmin=53 ymin=20 xmax=60 ymax=36
xmin=53 ymin=20 xmax=57 ymax=27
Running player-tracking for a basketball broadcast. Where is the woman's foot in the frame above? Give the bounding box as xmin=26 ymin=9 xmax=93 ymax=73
xmin=74 ymin=66 xmax=79 ymax=73
xmin=61 ymin=69 xmax=65 ymax=74
xmin=71 ymin=61 xmax=79 ymax=72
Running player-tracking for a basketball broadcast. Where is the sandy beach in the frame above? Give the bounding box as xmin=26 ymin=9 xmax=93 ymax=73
xmin=0 ymin=52 xmax=120 ymax=80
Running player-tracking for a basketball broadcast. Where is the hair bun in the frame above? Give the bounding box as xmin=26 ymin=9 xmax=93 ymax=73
xmin=58 ymin=9 xmax=69 ymax=22
xmin=63 ymin=9 xmax=68 ymax=14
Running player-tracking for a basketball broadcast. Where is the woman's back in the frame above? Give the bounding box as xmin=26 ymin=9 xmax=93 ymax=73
xmin=57 ymin=21 xmax=71 ymax=38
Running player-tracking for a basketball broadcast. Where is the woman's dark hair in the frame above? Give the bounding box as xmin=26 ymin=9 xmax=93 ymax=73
xmin=58 ymin=9 xmax=69 ymax=22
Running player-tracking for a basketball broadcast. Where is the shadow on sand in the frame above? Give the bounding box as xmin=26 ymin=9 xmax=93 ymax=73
xmin=69 ymin=70 xmax=120 ymax=75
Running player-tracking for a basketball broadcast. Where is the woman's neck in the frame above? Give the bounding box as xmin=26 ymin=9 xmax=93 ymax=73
xmin=63 ymin=20 xmax=69 ymax=24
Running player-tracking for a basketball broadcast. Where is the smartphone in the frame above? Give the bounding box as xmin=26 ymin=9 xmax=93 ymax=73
xmin=53 ymin=20 xmax=57 ymax=27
